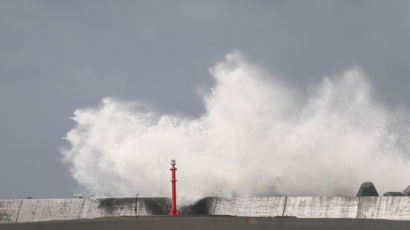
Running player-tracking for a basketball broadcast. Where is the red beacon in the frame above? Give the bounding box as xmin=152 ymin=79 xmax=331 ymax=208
xmin=169 ymin=159 xmax=180 ymax=215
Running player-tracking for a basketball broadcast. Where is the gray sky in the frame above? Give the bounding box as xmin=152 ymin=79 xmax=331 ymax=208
xmin=1 ymin=0 xmax=410 ymax=198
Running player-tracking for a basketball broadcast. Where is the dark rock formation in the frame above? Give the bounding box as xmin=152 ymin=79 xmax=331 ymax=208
xmin=356 ymin=182 xmax=379 ymax=196
xmin=383 ymin=192 xmax=404 ymax=196
xmin=403 ymin=185 xmax=410 ymax=196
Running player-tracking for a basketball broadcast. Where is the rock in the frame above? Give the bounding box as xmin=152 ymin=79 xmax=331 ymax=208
xmin=403 ymin=185 xmax=410 ymax=196
xmin=356 ymin=182 xmax=379 ymax=196
xmin=383 ymin=192 xmax=404 ymax=196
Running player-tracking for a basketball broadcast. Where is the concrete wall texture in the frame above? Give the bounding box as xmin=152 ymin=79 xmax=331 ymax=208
xmin=16 ymin=198 xmax=85 ymax=222
xmin=357 ymin=197 xmax=410 ymax=220
xmin=0 ymin=199 xmax=21 ymax=223
xmin=1 ymin=196 xmax=410 ymax=223
xmin=211 ymin=197 xmax=286 ymax=217
xmin=283 ymin=197 xmax=359 ymax=218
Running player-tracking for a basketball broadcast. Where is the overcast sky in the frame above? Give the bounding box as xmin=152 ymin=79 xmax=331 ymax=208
xmin=1 ymin=0 xmax=410 ymax=198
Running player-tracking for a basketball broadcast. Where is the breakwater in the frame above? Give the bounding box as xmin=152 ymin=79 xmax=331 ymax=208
xmin=1 ymin=196 xmax=410 ymax=223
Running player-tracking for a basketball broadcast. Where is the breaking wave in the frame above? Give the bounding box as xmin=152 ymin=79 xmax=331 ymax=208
xmin=61 ymin=51 xmax=410 ymax=200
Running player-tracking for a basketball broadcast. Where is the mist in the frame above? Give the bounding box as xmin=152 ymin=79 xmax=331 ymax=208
xmin=61 ymin=51 xmax=410 ymax=200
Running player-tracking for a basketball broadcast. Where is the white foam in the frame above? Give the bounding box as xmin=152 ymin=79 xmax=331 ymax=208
xmin=61 ymin=51 xmax=410 ymax=199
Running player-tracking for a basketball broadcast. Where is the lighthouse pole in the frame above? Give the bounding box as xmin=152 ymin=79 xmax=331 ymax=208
xmin=169 ymin=159 xmax=179 ymax=215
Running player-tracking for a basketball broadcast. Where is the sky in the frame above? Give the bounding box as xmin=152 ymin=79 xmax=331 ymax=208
xmin=1 ymin=0 xmax=410 ymax=198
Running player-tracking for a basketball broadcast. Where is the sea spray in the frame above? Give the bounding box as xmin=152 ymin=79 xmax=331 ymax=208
xmin=61 ymin=51 xmax=410 ymax=201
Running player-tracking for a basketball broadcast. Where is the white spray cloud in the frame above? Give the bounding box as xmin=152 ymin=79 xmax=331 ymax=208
xmin=61 ymin=51 xmax=410 ymax=199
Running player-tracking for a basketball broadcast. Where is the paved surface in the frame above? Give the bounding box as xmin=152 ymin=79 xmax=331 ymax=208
xmin=1 ymin=216 xmax=410 ymax=230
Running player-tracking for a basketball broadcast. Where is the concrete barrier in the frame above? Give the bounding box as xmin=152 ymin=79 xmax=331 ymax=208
xmin=136 ymin=198 xmax=170 ymax=215
xmin=2 ymin=196 xmax=410 ymax=223
xmin=0 ymin=199 xmax=21 ymax=223
xmin=283 ymin=197 xmax=359 ymax=218
xmin=357 ymin=197 xmax=410 ymax=220
xmin=82 ymin=198 xmax=135 ymax=219
xmin=17 ymin=198 xmax=85 ymax=222
xmin=6 ymin=197 xmax=171 ymax=223
xmin=82 ymin=197 xmax=171 ymax=218
xmin=211 ymin=197 xmax=286 ymax=217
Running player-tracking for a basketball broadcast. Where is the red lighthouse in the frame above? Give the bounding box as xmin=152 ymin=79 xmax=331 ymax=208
xmin=169 ymin=159 xmax=179 ymax=215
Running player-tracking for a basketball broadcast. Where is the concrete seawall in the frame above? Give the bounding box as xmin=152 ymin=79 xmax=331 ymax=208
xmin=0 ymin=197 xmax=171 ymax=224
xmin=0 ymin=199 xmax=21 ymax=223
xmin=82 ymin=197 xmax=171 ymax=218
xmin=209 ymin=197 xmax=286 ymax=217
xmin=357 ymin=197 xmax=410 ymax=220
xmin=283 ymin=197 xmax=359 ymax=218
xmin=16 ymin=198 xmax=86 ymax=222
xmin=1 ymin=196 xmax=410 ymax=223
